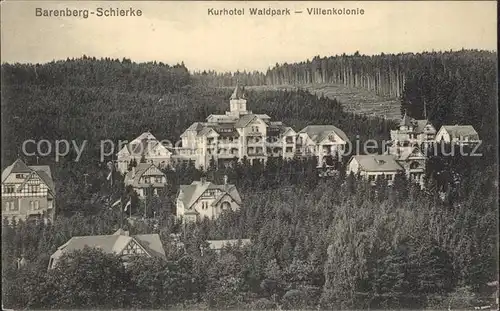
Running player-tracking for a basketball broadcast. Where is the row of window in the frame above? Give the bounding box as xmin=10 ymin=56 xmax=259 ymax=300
xmin=367 ymin=174 xmax=394 ymax=182
xmin=142 ymin=176 xmax=165 ymax=184
xmin=201 ymin=190 xmax=220 ymax=198
xmin=3 ymin=185 xmax=16 ymax=193
xmin=3 ymin=184 xmax=43 ymax=194
xmin=3 ymin=200 xmax=41 ymax=211
xmin=201 ymin=201 xmax=210 ymax=210
xmin=4 ymin=201 xmax=17 ymax=211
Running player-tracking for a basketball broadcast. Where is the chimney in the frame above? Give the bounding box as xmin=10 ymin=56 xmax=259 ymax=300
xmin=131 ymin=166 xmax=136 ymax=176
xmin=201 ymin=177 xmax=207 ymax=184
xmin=223 ymin=175 xmax=228 ymax=185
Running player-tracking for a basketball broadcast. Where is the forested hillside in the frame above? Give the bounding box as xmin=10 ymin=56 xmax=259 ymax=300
xmin=1 ymin=55 xmax=498 ymax=310
xmin=194 ymin=50 xmax=497 ymax=145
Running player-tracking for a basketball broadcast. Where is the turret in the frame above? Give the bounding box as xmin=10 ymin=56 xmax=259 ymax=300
xmin=229 ymin=84 xmax=248 ymax=115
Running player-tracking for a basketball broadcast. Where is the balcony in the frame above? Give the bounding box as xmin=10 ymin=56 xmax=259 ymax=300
xmin=247 ymin=138 xmax=265 ymax=146
xmin=173 ymin=147 xmax=197 ymax=156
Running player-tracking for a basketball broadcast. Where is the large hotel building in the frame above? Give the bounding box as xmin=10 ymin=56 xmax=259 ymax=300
xmin=117 ymin=85 xmax=350 ymax=172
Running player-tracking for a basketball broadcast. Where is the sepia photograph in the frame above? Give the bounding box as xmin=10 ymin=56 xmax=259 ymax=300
xmin=1 ymin=1 xmax=498 ymax=310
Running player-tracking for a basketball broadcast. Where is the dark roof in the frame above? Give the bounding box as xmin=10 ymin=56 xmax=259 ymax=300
xmin=413 ymin=120 xmax=436 ymax=133
xmin=234 ymin=114 xmax=257 ymax=128
xmin=230 ymin=85 xmax=246 ymax=100
xmin=400 ymin=112 xmax=412 ymax=127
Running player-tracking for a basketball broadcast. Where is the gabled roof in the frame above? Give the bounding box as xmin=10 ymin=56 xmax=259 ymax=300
xmin=441 ymin=125 xmax=479 ymax=139
xmin=400 ymin=112 xmax=412 ymax=127
xmin=1 ymin=159 xmax=32 ymax=182
xmin=181 ymin=122 xmax=206 ymax=137
xmin=1 ymin=159 xmax=55 ymax=194
xmin=186 ymin=122 xmax=205 ymax=132
xmin=298 ymin=125 xmax=349 ymax=143
xmin=391 ymin=146 xmax=426 ymax=161
xmin=281 ymin=126 xmax=296 ymax=136
xmin=413 ymin=120 xmax=436 ymax=134
xmin=234 ymin=114 xmax=258 ymax=128
xmin=197 ymin=127 xmax=219 ymax=137
xmin=352 ymin=155 xmax=403 ymax=172
xmin=178 ymin=180 xmax=242 ymax=210
xmin=124 ymin=163 xmax=166 ymax=187
xmin=50 ymin=229 xmax=166 ymax=266
xmin=134 ymin=234 xmax=167 ymax=258
xmin=132 ymin=131 xmax=157 ymax=142
xmin=230 ymin=85 xmax=246 ymax=100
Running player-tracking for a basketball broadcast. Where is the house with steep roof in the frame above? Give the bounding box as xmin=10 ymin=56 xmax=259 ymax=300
xmin=48 ymin=228 xmax=166 ymax=270
xmin=124 ymin=163 xmax=167 ymax=197
xmin=390 ymin=112 xmax=437 ymax=147
xmin=176 ymin=176 xmax=242 ymax=222
xmin=116 ymin=132 xmax=172 ymax=174
xmin=2 ymin=159 xmax=56 ymax=224
xmin=296 ymin=125 xmax=350 ymax=168
xmin=175 ymin=85 xmax=298 ymax=169
xmin=435 ymin=125 xmax=481 ymax=145
xmin=346 ymin=155 xmax=404 ymax=185
xmin=386 ymin=146 xmax=427 ymax=187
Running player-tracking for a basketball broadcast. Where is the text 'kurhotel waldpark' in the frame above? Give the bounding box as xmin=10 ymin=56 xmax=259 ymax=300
xmin=207 ymin=7 xmax=365 ymax=16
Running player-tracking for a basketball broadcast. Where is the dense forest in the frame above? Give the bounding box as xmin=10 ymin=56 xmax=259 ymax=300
xmin=1 ymin=53 xmax=498 ymax=310
xmin=2 ymin=156 xmax=498 ymax=309
xmin=193 ymin=50 xmax=496 ymax=99
xmin=195 ymin=50 xmax=497 ymax=146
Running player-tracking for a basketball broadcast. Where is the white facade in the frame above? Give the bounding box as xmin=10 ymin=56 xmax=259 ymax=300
xmin=434 ymin=125 xmax=481 ymax=145
xmin=172 ymin=85 xmax=348 ymax=169
xmin=117 ymin=132 xmax=172 ymax=174
xmin=346 ymin=155 xmax=402 ymax=185
xmin=1 ymin=159 xmax=56 ymax=224
xmin=176 ymin=177 xmax=242 ymax=222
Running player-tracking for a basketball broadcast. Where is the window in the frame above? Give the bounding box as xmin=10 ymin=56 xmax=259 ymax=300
xmin=4 ymin=185 xmax=15 ymax=194
xmin=286 ymin=147 xmax=293 ymax=153
xmin=221 ymin=202 xmax=231 ymax=210
xmin=155 ymin=177 xmax=163 ymax=183
xmin=201 ymin=201 xmax=209 ymax=210
xmin=6 ymin=202 xmax=16 ymax=211
xmin=16 ymin=174 xmax=24 ymax=179
xmin=28 ymin=184 xmax=40 ymax=193
xmin=35 ymin=201 xmax=40 ymax=210
xmin=368 ymin=175 xmax=375 ymax=181
xmin=387 ymin=175 xmax=393 ymax=181
xmin=144 ymin=177 xmax=151 ymax=184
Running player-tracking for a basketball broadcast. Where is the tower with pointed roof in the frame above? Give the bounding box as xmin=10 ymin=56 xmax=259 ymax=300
xmin=229 ymin=84 xmax=248 ymax=116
